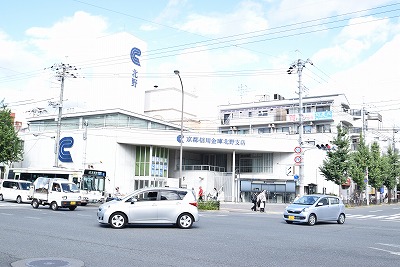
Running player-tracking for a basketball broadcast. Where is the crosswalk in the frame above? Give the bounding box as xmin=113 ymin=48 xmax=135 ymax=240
xmin=347 ymin=213 xmax=400 ymax=221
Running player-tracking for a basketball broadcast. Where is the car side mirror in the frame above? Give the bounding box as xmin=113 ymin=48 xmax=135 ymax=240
xmin=131 ymin=197 xmax=137 ymax=204
xmin=317 ymin=202 xmax=323 ymax=206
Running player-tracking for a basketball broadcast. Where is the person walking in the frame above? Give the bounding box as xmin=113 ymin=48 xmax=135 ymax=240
xmin=251 ymin=192 xmax=258 ymax=211
xmin=257 ymin=190 xmax=266 ymax=212
xmin=198 ymin=186 xmax=204 ymax=201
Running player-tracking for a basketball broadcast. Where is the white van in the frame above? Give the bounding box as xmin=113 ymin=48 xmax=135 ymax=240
xmin=0 ymin=179 xmax=32 ymax=203
xmin=30 ymin=177 xmax=82 ymax=211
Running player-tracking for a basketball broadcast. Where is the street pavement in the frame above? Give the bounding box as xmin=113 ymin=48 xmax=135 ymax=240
xmin=219 ymin=201 xmax=286 ymax=214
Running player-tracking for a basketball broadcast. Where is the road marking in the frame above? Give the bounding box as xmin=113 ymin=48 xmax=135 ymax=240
xmin=369 ymin=243 xmax=400 ymax=256
xmin=369 ymin=210 xmax=383 ymax=213
xmin=0 ymin=212 xmax=13 ymax=216
xmin=373 ymin=215 xmax=389 ymax=219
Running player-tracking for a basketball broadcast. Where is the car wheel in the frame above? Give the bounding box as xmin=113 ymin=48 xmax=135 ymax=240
xmin=337 ymin=213 xmax=345 ymax=224
xmin=50 ymin=201 xmax=58 ymax=211
xmin=32 ymin=199 xmax=39 ymax=209
xmin=109 ymin=212 xmax=127 ymax=229
xmin=285 ymin=220 xmax=294 ymax=224
xmin=0 ymin=194 xmax=3 ymax=201
xmin=308 ymin=214 xmax=317 ymax=226
xmin=16 ymin=196 xmax=22 ymax=204
xmin=177 ymin=213 xmax=194 ymax=229
xmin=69 ymin=206 xmax=77 ymax=211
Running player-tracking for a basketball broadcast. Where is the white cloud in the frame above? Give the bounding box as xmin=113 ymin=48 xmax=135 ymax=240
xmin=320 ymin=34 xmax=400 ymax=127
xmin=25 ymin=11 xmax=109 ymax=61
xmin=178 ymin=1 xmax=268 ymax=36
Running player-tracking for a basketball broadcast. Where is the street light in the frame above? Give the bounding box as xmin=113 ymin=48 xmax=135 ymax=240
xmin=174 ymin=70 xmax=184 ymax=188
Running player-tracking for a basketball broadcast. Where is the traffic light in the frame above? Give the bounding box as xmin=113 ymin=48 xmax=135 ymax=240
xmin=316 ymin=144 xmax=331 ymax=150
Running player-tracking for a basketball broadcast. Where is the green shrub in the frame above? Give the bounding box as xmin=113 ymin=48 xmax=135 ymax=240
xmin=198 ymin=200 xmax=220 ymax=210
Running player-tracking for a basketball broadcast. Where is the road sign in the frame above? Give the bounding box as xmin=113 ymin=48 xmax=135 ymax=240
xmin=294 ymin=174 xmax=299 ymax=180
xmin=294 ymin=146 xmax=302 ymax=154
xmin=294 ymin=156 xmax=302 ymax=164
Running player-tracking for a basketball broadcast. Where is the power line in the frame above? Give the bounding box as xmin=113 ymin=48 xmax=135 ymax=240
xmin=0 ymin=4 xmax=398 ymax=84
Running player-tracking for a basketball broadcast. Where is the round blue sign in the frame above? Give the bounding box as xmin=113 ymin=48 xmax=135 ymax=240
xmin=294 ymin=174 xmax=299 ymax=180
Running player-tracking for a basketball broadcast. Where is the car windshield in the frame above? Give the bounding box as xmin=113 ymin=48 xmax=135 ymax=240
xmin=61 ymin=183 xmax=80 ymax=193
xmin=293 ymin=196 xmax=320 ymax=205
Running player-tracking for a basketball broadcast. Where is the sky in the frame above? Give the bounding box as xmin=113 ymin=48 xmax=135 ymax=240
xmin=1 ymin=0 xmax=400 ymax=132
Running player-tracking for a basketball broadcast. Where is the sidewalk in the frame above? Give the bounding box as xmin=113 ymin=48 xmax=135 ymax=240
xmin=219 ymin=202 xmax=286 ymax=214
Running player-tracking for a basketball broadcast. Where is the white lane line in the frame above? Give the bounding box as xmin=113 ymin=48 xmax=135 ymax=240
xmin=369 ymin=247 xmax=400 ymax=256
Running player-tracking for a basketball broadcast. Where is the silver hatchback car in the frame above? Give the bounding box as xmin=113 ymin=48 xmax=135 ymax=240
xmin=97 ymin=187 xmax=199 ymax=229
xmin=283 ymin=194 xmax=345 ymax=226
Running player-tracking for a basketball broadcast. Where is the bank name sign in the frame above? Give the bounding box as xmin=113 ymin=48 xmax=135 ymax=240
xmin=287 ymin=111 xmax=332 ymax=122
xmin=177 ymin=135 xmax=246 ymax=146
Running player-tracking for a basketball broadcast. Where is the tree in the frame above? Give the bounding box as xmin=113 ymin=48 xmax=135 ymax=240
xmin=319 ymin=125 xmax=351 ymax=185
xmin=382 ymin=145 xmax=400 ymax=201
xmin=0 ymin=108 xmax=23 ymax=165
xmin=348 ymin=134 xmax=369 ymax=191
xmin=369 ymin=141 xmax=384 ymax=202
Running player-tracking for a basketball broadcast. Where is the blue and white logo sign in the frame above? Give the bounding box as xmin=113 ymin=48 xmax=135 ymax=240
xmin=177 ymin=135 xmax=184 ymax=144
xmin=58 ymin=136 xmax=74 ymax=163
xmin=130 ymin=47 xmax=141 ymax=66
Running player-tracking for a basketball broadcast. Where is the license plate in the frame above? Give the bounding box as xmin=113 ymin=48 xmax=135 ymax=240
xmin=288 ymin=215 xmax=294 ymax=220
xmin=70 ymin=201 xmax=76 ymax=205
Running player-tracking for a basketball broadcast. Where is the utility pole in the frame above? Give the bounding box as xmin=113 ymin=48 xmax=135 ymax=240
xmin=48 ymin=63 xmax=78 ymax=167
xmin=288 ymin=59 xmax=313 ymax=196
xmin=361 ymin=100 xmax=370 ymax=205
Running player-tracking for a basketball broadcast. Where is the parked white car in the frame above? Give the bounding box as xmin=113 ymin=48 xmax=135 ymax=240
xmin=97 ymin=187 xmax=199 ymax=229
xmin=0 ymin=179 xmax=32 ymax=203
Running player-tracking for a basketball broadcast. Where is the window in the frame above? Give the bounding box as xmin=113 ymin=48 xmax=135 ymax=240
xmin=319 ymin=198 xmax=329 ymax=206
xmin=3 ymin=181 xmax=17 ymax=189
xmin=160 ymin=190 xmax=183 ymax=201
xmin=304 ymin=125 xmax=312 ymax=134
xmin=237 ymin=153 xmax=273 ymax=173
xmin=278 ymin=127 xmax=290 ymax=133
xmin=316 ymin=124 xmax=331 ymax=133
xmin=136 ymin=190 xmax=158 ymax=201
xmin=258 ymin=128 xmax=271 ymax=134
xmin=316 ymin=106 xmax=330 ymax=112
xmin=258 ymin=110 xmax=268 ymax=116
xmin=136 ymin=146 xmax=150 ymax=176
xmin=52 ymin=183 xmax=61 ymax=192
xmin=329 ymin=197 xmax=339 ymax=205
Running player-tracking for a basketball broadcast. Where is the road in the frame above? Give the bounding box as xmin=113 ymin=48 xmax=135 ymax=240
xmin=0 ymin=201 xmax=399 ymax=267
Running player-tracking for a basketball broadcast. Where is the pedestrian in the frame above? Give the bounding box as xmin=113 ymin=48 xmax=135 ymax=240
xmin=257 ymin=190 xmax=266 ymax=212
xmin=212 ymin=187 xmax=218 ymax=200
xmin=198 ymin=186 xmax=204 ymax=201
xmin=251 ymin=192 xmax=258 ymax=211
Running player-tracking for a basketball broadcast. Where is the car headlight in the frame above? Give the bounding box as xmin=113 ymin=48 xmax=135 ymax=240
xmin=62 ymin=196 xmax=67 ymax=200
xmin=301 ymin=207 xmax=308 ymax=213
xmin=78 ymin=196 xmax=81 ymax=200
